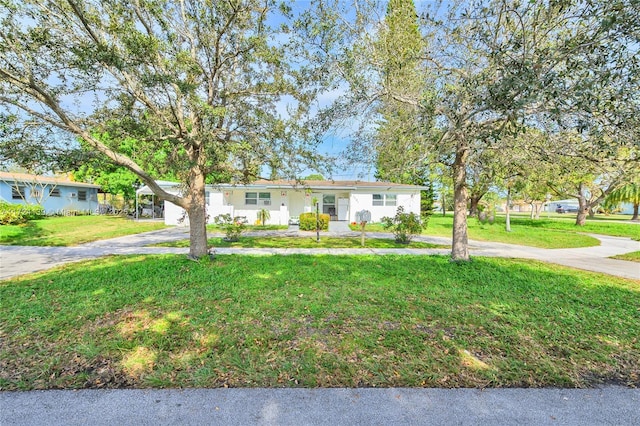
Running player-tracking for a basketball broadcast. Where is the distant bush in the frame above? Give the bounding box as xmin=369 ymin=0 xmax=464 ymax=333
xmin=0 ymin=202 xmax=45 ymax=225
xmin=299 ymin=212 xmax=329 ymax=231
xmin=214 ymin=213 xmax=248 ymax=241
xmin=381 ymin=206 xmax=426 ymax=244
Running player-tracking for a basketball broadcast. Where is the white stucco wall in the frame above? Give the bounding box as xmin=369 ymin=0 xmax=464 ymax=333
xmin=163 ymin=186 xmax=423 ymax=226
xmin=349 ymin=190 xmax=420 ymax=222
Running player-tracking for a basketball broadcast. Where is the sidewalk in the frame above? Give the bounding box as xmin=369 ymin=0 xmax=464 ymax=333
xmin=2 ymin=387 xmax=639 ymax=425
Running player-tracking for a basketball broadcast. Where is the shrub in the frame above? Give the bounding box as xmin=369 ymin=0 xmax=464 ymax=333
xmin=0 ymin=202 xmax=45 ymax=225
xmin=381 ymin=206 xmax=426 ymax=244
xmin=213 ymin=214 xmax=247 ymax=241
xmin=299 ymin=212 xmax=329 ymax=231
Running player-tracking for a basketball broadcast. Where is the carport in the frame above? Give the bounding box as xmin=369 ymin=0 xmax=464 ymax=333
xmin=135 ymin=181 xmax=180 ymax=220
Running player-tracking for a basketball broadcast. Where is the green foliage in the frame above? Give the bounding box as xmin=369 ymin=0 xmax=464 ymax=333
xmin=0 ymin=202 xmax=45 ymax=225
xmin=0 ymin=0 xmax=326 ymax=258
xmin=373 ymin=0 xmax=435 ymax=185
xmin=73 ymin=160 xmax=138 ymax=205
xmin=213 ymin=214 xmax=248 ymax=242
xmin=599 ymin=198 xmax=621 ymax=215
xmin=303 ymin=173 xmax=325 ymax=180
xmin=420 ymin=183 xmax=436 ymax=218
xmin=257 ymin=208 xmax=271 ymax=226
xmin=606 ymin=184 xmax=640 ymax=206
xmin=381 ymin=206 xmax=426 ymax=244
xmin=299 ymin=212 xmax=329 ymax=231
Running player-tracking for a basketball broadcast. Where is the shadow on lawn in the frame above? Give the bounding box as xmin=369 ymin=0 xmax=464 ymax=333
xmin=1 ymin=254 xmax=638 ymax=390
xmin=0 ymin=221 xmax=50 ymax=245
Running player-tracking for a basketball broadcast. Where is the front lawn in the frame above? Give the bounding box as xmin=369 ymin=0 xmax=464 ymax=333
xmin=611 ymin=251 xmax=640 ymax=263
xmin=154 ymin=236 xmax=447 ymax=249
xmin=207 ymin=224 xmax=289 ymax=232
xmin=0 ymin=216 xmax=166 ymax=246
xmin=1 ymin=255 xmax=638 ymax=390
xmin=357 ymin=214 xmax=639 ymax=248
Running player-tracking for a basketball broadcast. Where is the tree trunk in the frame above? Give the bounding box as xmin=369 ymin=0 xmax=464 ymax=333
xmin=187 ymin=174 xmax=209 ymax=259
xmin=505 ymin=187 xmax=511 ymax=232
xmin=632 ymin=202 xmax=639 ymax=221
xmin=535 ymin=202 xmax=543 ymax=219
xmin=575 ymin=194 xmax=588 ymax=226
xmin=451 ymin=141 xmax=470 ymax=261
xmin=469 ymin=195 xmax=482 ymax=218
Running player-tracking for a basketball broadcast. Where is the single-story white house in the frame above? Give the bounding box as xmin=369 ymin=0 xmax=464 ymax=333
xmin=136 ymin=180 xmax=426 ymax=226
xmin=0 ymin=171 xmax=101 ymax=214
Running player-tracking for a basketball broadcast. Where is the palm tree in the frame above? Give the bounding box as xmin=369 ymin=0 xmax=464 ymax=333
xmin=258 ymin=208 xmax=271 ymax=226
xmin=606 ymin=183 xmax=640 ymax=221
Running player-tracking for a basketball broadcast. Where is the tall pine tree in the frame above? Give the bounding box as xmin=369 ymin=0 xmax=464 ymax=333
xmin=374 ymin=0 xmax=435 ymax=214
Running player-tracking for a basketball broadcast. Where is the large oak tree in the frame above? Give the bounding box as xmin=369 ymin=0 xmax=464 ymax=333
xmin=315 ymin=0 xmax=638 ymax=260
xmin=1 ymin=0 xmax=318 ymax=258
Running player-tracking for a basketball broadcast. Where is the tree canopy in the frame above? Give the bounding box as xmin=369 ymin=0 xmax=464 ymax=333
xmin=0 ymin=0 xmax=322 ymax=258
xmin=2 ymin=0 xmax=637 ymax=261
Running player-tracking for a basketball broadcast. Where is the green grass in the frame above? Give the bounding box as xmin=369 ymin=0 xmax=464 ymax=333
xmin=611 ymin=251 xmax=640 ymax=263
xmin=154 ymin=236 xmax=447 ymax=249
xmin=570 ymin=214 xmax=638 ymax=222
xmin=207 ymin=224 xmax=289 ymax=232
xmin=1 ymin=255 xmax=638 ymax=390
xmin=0 ymin=216 xmax=167 ymax=246
xmin=358 ymin=215 xmax=639 ymax=248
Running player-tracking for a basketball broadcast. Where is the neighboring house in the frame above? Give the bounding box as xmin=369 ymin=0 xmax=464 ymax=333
xmin=0 ymin=171 xmax=101 ymax=214
xmin=136 ymin=180 xmax=425 ymax=226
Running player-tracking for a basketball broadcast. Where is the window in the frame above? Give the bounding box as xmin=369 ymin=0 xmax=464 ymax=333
xmin=246 ymin=192 xmax=257 ymax=205
xmin=372 ymin=194 xmax=396 ymax=206
xmin=245 ymin=192 xmax=271 ymax=205
xmin=50 ymin=188 xmax=60 ymax=197
xmin=12 ymin=186 xmax=25 ymax=200
xmin=77 ymin=190 xmax=87 ymax=201
xmin=322 ymin=194 xmax=335 ymax=205
xmin=322 ymin=194 xmax=336 ymax=215
xmin=259 ymin=192 xmax=271 ymax=205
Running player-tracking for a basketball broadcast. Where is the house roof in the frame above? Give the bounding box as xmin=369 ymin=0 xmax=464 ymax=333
xmin=136 ymin=180 xmax=182 ymax=195
xmin=251 ymin=180 xmax=427 ymax=191
xmin=0 ymin=171 xmax=101 ymax=189
xmin=136 ymin=179 xmax=427 ymax=195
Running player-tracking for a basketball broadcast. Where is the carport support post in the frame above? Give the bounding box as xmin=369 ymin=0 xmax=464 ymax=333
xmin=316 ymin=202 xmax=320 ymax=243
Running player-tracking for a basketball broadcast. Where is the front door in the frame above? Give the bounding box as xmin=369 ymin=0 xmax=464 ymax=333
xmin=322 ymin=194 xmax=336 ymax=220
xmin=337 ymin=197 xmax=349 ymax=221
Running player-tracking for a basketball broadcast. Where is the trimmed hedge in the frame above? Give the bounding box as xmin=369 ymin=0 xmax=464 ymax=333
xmin=299 ymin=212 xmax=330 ymax=231
xmin=0 ymin=202 xmax=45 ymax=225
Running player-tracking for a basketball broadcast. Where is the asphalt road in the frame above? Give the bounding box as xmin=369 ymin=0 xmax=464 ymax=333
xmin=2 ymin=387 xmax=639 ymax=426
